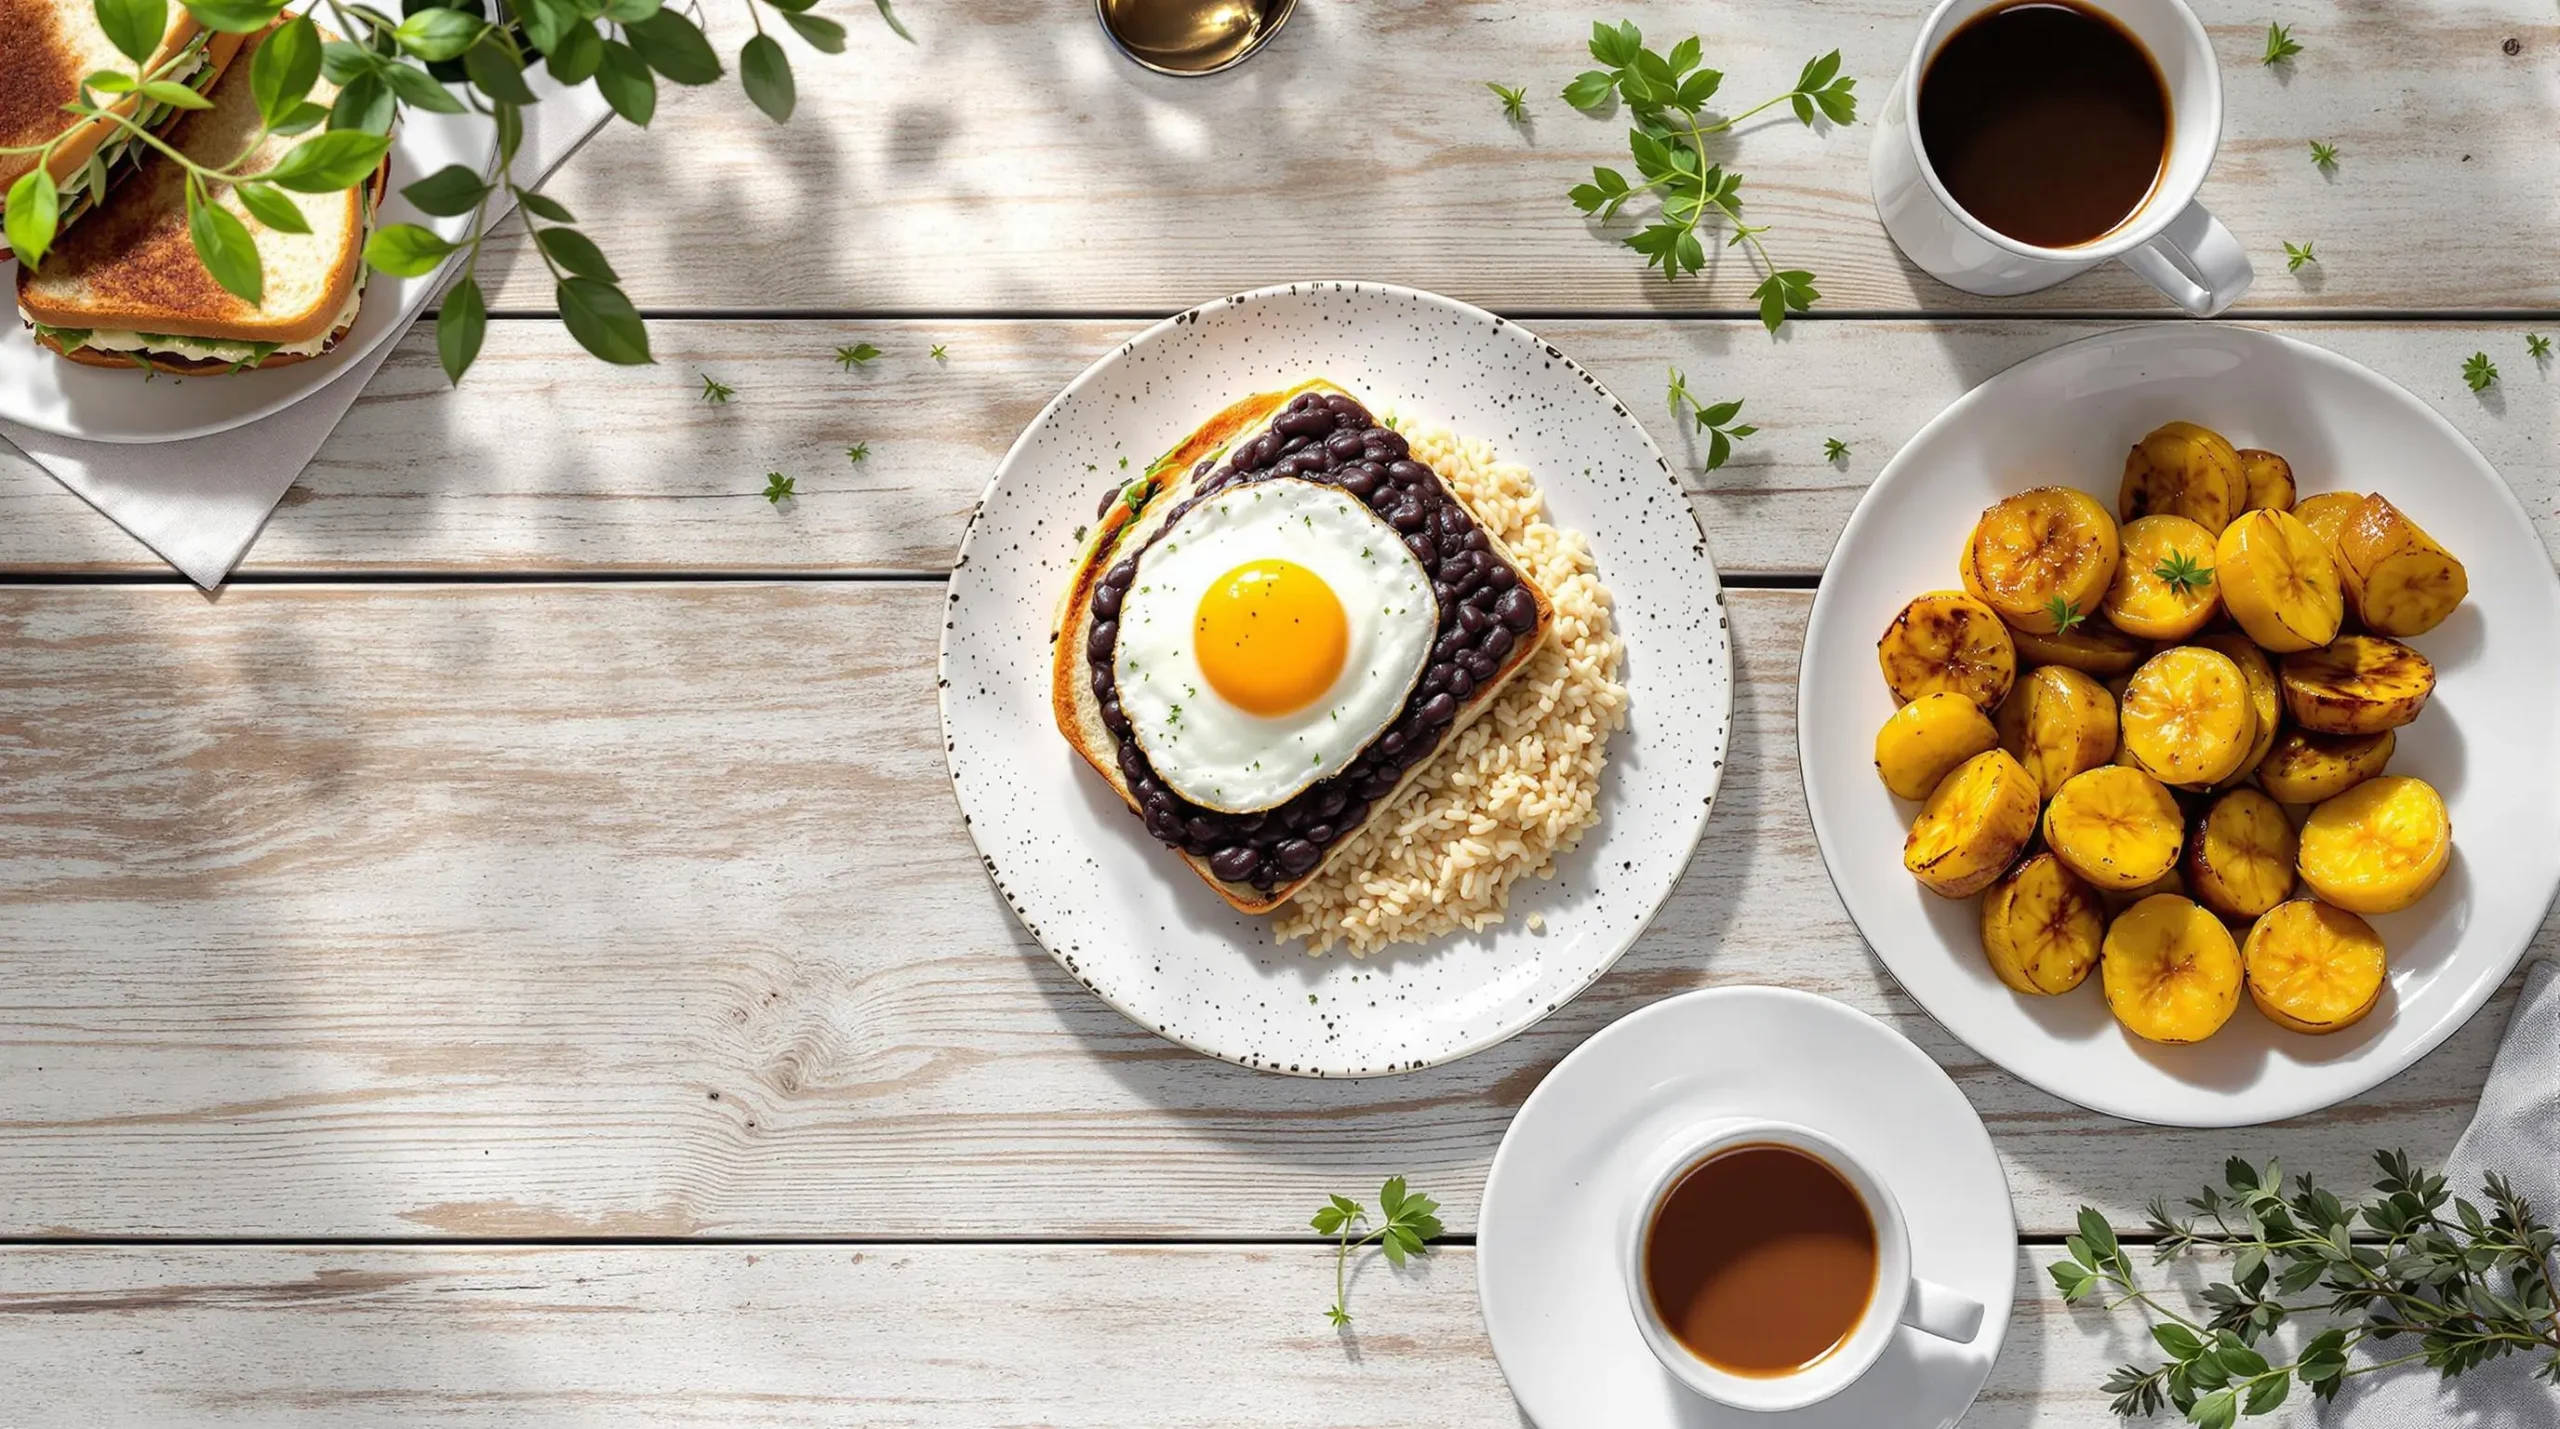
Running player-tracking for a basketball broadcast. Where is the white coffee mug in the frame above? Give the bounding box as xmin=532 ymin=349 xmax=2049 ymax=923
xmin=1620 ymin=1119 xmax=1987 ymax=1412
xmin=1869 ymin=0 xmax=2252 ymax=315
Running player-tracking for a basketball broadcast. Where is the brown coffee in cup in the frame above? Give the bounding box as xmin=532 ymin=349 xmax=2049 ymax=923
xmin=1917 ymin=0 xmax=2171 ymax=247
xmin=1641 ymin=1142 xmax=1881 ymax=1377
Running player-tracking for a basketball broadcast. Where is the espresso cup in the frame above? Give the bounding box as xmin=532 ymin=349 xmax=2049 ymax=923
xmin=1620 ymin=1119 xmax=1987 ymax=1412
xmin=1869 ymin=0 xmax=2252 ymax=315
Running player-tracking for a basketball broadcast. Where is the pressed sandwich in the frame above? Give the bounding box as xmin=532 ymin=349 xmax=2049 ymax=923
xmin=15 ymin=24 xmax=387 ymax=374
xmin=1053 ymin=380 xmax=1558 ymax=914
xmin=1 ymin=0 xmax=245 ymax=246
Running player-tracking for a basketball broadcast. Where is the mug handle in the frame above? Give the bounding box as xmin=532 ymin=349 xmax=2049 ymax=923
xmin=1902 ymin=1275 xmax=1987 ymax=1344
xmin=2117 ymin=202 xmax=2254 ymax=317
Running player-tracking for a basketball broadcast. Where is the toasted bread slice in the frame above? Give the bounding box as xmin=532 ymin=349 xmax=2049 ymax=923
xmin=1052 ymin=379 xmax=1557 ymax=915
xmin=1 ymin=3 xmax=241 ymax=216
xmin=18 ymin=23 xmax=380 ymax=355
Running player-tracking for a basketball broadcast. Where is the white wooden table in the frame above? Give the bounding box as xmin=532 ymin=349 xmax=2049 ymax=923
xmin=4 ymin=3 xmax=2555 ymax=1422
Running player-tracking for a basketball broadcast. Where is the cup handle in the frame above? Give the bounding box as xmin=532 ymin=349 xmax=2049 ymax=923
xmin=2117 ymin=202 xmax=2254 ymax=317
xmin=1901 ymin=1276 xmax=1987 ymax=1344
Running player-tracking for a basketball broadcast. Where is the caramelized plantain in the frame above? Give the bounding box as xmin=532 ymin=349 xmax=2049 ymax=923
xmin=2044 ymin=764 xmax=2183 ymax=891
xmin=1961 ymin=486 xmax=2122 ymax=634
xmin=2185 ymin=788 xmax=2299 ymax=920
xmin=1995 ymin=665 xmax=2118 ymax=799
xmin=2244 ymin=900 xmax=2388 ymax=1034
xmin=1981 ymin=852 xmax=2106 ymax=995
xmin=2120 ymin=646 xmax=2257 ymax=787
xmin=2279 ymin=635 xmax=2435 ymax=734
xmin=2337 ymin=495 xmax=2468 ymax=638
xmin=2102 ymin=894 xmax=2245 ymax=1043
xmin=1875 ymin=692 xmax=2001 ymax=801
xmin=1904 ymin=749 xmax=2042 ymax=898
xmin=2215 ymin=508 xmax=2346 ymax=653
xmin=2297 ymin=775 xmax=2451 ymax=915
xmin=2121 ymin=421 xmax=2247 ymax=533
xmin=1879 ymin=591 xmax=2017 ymax=711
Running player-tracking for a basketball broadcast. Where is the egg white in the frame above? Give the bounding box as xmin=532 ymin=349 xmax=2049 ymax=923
xmin=1114 ymin=477 xmax=1436 ymax=813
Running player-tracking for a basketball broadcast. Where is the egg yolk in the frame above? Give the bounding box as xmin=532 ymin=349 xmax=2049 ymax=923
xmin=1194 ymin=559 xmax=1349 ymax=717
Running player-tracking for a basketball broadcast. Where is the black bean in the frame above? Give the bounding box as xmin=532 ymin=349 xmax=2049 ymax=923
xmin=1314 ymin=787 xmax=1348 ymax=818
xmin=1447 ymin=668 xmax=1475 ymax=700
xmin=1497 ymin=587 xmax=1537 ymax=630
xmin=1324 ymin=430 xmax=1366 ymax=461
xmin=1434 ymin=630 xmax=1467 ymax=661
xmin=1231 ymin=436 xmax=1269 ymax=471
xmin=1101 ymin=699 xmax=1129 ymax=735
xmin=1419 ymin=692 xmax=1458 ymax=726
xmin=1209 ymin=847 xmax=1259 ymax=882
xmin=1276 ymin=838 xmax=1323 ymax=875
xmin=1465 ymin=585 xmax=1500 ymax=614
xmin=1302 ymin=823 xmax=1335 ymax=845
xmin=1341 ymin=467 xmax=1380 ymax=500
xmin=1432 ymin=580 xmax=1456 ymax=609
xmin=1087 ymin=619 xmax=1117 ymax=660
xmin=1388 ymin=460 xmax=1432 ymax=486
xmin=1183 ymin=815 xmax=1220 ymax=845
xmin=1460 ymin=651 xmax=1498 ymax=682
xmin=1105 ymin=558 xmax=1138 ymax=591
xmin=1092 ymin=583 xmax=1123 ymax=619
xmin=1405 ymin=533 xmax=1437 ymax=566
xmin=1419 ymin=668 xmax=1449 ymax=698
xmin=1479 ymin=625 xmax=1514 ymax=660
xmin=1337 ymin=798 xmax=1369 ymax=830
xmin=1466 ymin=529 xmax=1489 ymax=553
xmin=1378 ymin=731 xmax=1406 ymax=758
xmin=1146 ymin=806 xmax=1182 ymax=842
xmin=1117 ymin=743 xmax=1148 ymax=784
xmin=1275 ymin=409 xmax=1332 ymax=437
xmin=1388 ymin=502 xmax=1428 ymax=533
xmin=1135 ymin=776 xmax=1165 ymax=804
xmin=1368 ymin=431 xmax=1410 ymax=461
xmin=1436 ymin=504 xmax=1470 ymax=540
xmin=1360 ymin=771 xmax=1401 ymax=799
xmin=1487 ymin=563 xmax=1517 ymax=591
xmin=1096 ymin=486 xmax=1123 ymax=519
xmin=1457 ymin=604 xmax=1488 ymax=635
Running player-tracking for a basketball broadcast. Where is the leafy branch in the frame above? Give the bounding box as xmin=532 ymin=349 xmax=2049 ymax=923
xmin=2053 ymin=1153 xmax=2560 ymax=1427
xmin=1311 ymin=1176 xmax=1443 ymax=1327
xmin=1666 ymin=365 xmax=1753 ymax=471
xmin=1562 ymin=20 xmax=1851 ymax=331
xmin=5 ymin=0 xmax=908 ymax=383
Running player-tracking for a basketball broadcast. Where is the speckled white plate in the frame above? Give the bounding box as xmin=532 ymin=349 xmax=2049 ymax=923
xmin=1800 ymin=323 xmax=2560 ymax=1126
xmin=940 ymin=281 xmax=1732 ymax=1076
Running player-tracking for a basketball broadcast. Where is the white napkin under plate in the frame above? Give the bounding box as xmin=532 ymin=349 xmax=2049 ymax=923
xmin=2315 ymin=956 xmax=2560 ymax=1428
xmin=0 ymin=84 xmax=611 ymax=589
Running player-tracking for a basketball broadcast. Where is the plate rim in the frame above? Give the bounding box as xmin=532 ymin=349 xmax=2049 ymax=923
xmin=1796 ymin=320 xmax=2560 ymax=1127
xmin=936 ymin=278 xmax=1734 ymax=1076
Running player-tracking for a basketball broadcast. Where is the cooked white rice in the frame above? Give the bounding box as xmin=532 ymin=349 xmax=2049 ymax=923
xmin=1271 ymin=427 xmax=1628 ymax=956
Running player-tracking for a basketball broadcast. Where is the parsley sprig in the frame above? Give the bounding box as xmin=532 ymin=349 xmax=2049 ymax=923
xmin=2154 ymin=550 xmax=2214 ymax=597
xmin=2283 ymin=241 xmax=2317 ymax=274
xmin=2310 ymin=139 xmax=2340 ymax=171
xmin=2527 ymin=333 xmax=2551 ymax=363
xmin=2 ymin=0 xmax=907 ymax=386
xmin=2464 ymin=352 xmax=2500 ymax=392
xmin=698 ymin=372 xmax=735 ymax=404
xmin=1564 ymin=21 xmax=1852 ymax=330
xmin=2262 ymin=22 xmax=2302 ymax=66
xmin=835 ymin=342 xmax=882 ymax=370
xmin=1667 ymin=366 xmax=1755 ymax=471
xmin=2045 ymin=597 xmax=2088 ymax=635
xmin=1823 ymin=436 xmax=1850 ymax=464
xmin=2055 ymin=1154 xmax=2560 ymax=1427
xmin=1486 ymin=81 xmax=1528 ymax=123
xmin=761 ymin=471 xmax=795 ymax=503
xmin=1312 ymin=1176 xmax=1443 ymax=1327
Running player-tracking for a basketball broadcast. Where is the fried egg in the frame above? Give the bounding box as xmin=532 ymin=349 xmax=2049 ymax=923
xmin=1113 ymin=477 xmax=1435 ymax=812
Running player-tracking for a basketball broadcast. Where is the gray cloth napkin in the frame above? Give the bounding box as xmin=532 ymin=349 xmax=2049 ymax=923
xmin=0 ymin=83 xmax=609 ymax=590
xmin=2316 ymin=956 xmax=2560 ymax=1428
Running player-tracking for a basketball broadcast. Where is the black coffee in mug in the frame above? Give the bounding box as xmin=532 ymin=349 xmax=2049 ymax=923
xmin=1917 ymin=0 xmax=2171 ymax=248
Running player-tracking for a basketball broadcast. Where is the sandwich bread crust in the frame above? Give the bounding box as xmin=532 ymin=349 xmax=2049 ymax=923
xmin=0 ymin=5 xmax=241 ymax=201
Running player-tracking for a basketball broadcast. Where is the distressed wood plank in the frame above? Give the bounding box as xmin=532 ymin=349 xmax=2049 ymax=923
xmin=0 ymin=1243 xmax=2215 ymax=1428
xmin=459 ymin=0 xmax=2560 ymax=316
xmin=0 ymin=319 xmax=2549 ymax=577
xmin=0 ymin=584 xmax=2519 ymax=1239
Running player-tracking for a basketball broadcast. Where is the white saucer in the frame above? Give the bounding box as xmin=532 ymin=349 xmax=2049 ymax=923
xmin=1478 ymin=987 xmax=2016 ymax=1429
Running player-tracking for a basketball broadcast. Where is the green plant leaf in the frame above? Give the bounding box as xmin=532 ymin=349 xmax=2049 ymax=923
xmin=1589 ymin=18 xmax=1641 ymax=67
xmin=251 ymin=15 xmax=322 ymax=126
xmin=380 ymin=63 xmax=465 ymax=115
xmin=401 ymin=164 xmax=491 ymax=217
xmin=263 ymin=129 xmax=395 ymax=191
xmin=364 ymin=221 xmax=458 ymax=277
xmin=437 ymin=273 xmax=486 ymax=384
xmin=186 ymin=185 xmax=263 ymax=302
xmin=558 ymin=276 xmax=652 ymax=364
xmin=547 ymin=18 xmax=605 ymax=82
xmin=96 ymin=0 xmax=169 ymax=66
xmin=330 ymin=71 xmax=396 ymax=134
xmin=140 ymin=78 xmax=214 ymax=108
xmin=872 ymin=0 xmax=912 ymax=41
xmin=740 ymin=32 xmax=795 ymax=122
xmin=269 ymin=99 xmax=331 ymax=134
xmin=81 ymin=69 xmax=138 ymax=94
xmin=5 ymin=169 xmax=61 ymax=271
xmin=394 ymin=6 xmax=483 ymax=61
xmin=602 ymin=0 xmax=660 ymax=20
xmin=535 ymin=226 xmax=618 ymax=281
xmin=780 ymin=9 xmax=846 ymax=54
xmin=595 ymin=40 xmax=658 ymax=125
xmin=625 ymin=9 xmax=721 ymax=84
xmin=462 ymin=37 xmax=539 ymax=104
xmin=178 ymin=0 xmax=291 ymax=31
xmin=512 ymin=0 xmax=578 ymax=55
xmin=517 ymin=189 xmax=574 ymax=222
xmin=233 ymin=180 xmax=311 ymax=233
xmin=1562 ymin=69 xmax=1618 ymax=112
xmin=2152 ymin=1323 xmax=2203 ymax=1359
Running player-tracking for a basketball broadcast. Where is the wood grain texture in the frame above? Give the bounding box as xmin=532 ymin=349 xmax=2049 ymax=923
xmin=0 ymin=1243 xmax=2213 ymax=1428
xmin=457 ymin=0 xmax=2560 ymax=315
xmin=0 ymin=584 xmax=2525 ymax=1240
xmin=0 ymin=319 xmax=2549 ymax=577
